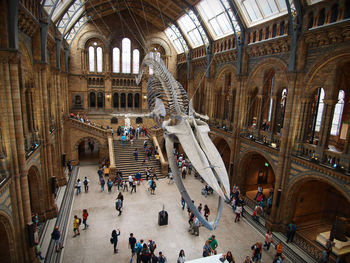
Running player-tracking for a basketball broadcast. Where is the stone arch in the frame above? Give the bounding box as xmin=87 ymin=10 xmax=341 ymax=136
xmin=77 ymin=30 xmax=110 ymax=50
xmin=214 ymin=64 xmax=237 ymax=86
xmin=27 ymin=165 xmax=43 ymax=217
xmin=246 ymin=57 xmax=289 ymax=92
xmin=0 ymin=210 xmax=17 ymax=263
xmin=18 ymin=41 xmax=33 ymax=80
xmin=212 ymin=136 xmax=232 ymax=172
xmin=304 ymin=50 xmax=350 ymax=98
xmin=237 ymin=150 xmax=277 ymax=194
xmin=284 ymin=173 xmax=350 ymax=225
xmin=146 ymin=37 xmax=172 ymax=57
xmin=192 ymin=69 xmax=206 ymax=114
xmin=73 ymin=136 xmax=105 ymax=163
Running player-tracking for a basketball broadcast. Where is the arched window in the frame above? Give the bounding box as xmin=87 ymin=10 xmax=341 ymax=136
xmin=315 ymin=88 xmax=325 ymax=132
xmin=122 ymin=38 xmax=131 ymax=73
xmin=128 ymin=93 xmax=133 ymax=108
xmin=280 ymin=21 xmax=285 ymax=35
xmin=134 ymin=93 xmax=140 ymax=108
xmin=133 ymin=49 xmax=140 ymax=74
xmin=308 ymin=12 xmax=314 ymax=29
xmin=330 ymin=4 xmax=338 ymax=23
xmin=331 ymin=90 xmax=345 ymax=136
xmin=112 ymin=47 xmax=120 ymax=73
xmin=121 ymin=93 xmax=126 ymax=108
xmin=113 ymin=93 xmax=119 ymax=108
xmin=89 ymin=46 xmax=95 ymax=72
xmin=89 ymin=92 xmax=96 ymax=108
xmin=267 ymin=76 xmax=275 ymax=122
xmin=97 ymin=92 xmax=104 ymax=108
xmin=318 ymin=8 xmax=325 ymax=26
xmin=96 ymin=47 xmax=103 ymax=72
xmin=88 ymin=42 xmax=103 ymax=73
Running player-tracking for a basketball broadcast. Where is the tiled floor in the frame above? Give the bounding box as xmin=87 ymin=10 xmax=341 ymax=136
xmin=62 ymin=164 xmax=284 ymax=263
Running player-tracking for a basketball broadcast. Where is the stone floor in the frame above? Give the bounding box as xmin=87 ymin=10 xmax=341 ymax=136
xmin=61 ymin=164 xmax=285 ymax=263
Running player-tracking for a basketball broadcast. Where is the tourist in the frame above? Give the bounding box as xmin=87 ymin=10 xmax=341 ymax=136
xmin=116 ymin=192 xmax=123 ymax=216
xmin=198 ymin=203 xmax=202 ymax=213
xmin=32 ymin=213 xmax=39 ymax=227
xmin=83 ymin=176 xmax=89 ymax=193
xmin=128 ymin=233 xmax=137 ymax=258
xmin=73 ymin=215 xmax=80 ymax=237
xmin=131 ymin=178 xmax=137 ymax=194
xmin=286 ymin=222 xmax=297 ymax=243
xmin=140 ymin=243 xmax=151 ymax=262
xmin=188 ymin=162 xmax=192 ymax=175
xmin=148 ymin=239 xmax=157 ymax=253
xmin=128 ymin=174 xmax=133 ymax=188
xmin=204 ymin=205 xmax=210 ymax=221
xmin=34 ymin=242 xmax=45 ymax=260
xmin=209 ymin=235 xmax=218 ymax=255
xmin=111 ymin=229 xmax=121 ymax=253
xmin=219 ymin=251 xmax=235 ymax=263
xmin=235 ymin=204 xmax=243 ymax=222
xmin=107 ymin=179 xmax=113 ymax=193
xmin=134 ymin=148 xmax=139 ymax=161
xmin=177 ymin=250 xmax=186 ymax=263
xmin=121 ymin=134 xmax=126 ymax=146
xmin=254 ymin=185 xmax=263 ymax=200
xmin=181 ymin=197 xmax=185 ymax=210
xmin=168 ymin=171 xmax=174 ymax=184
xmin=97 ymin=166 xmax=104 ymax=179
xmin=82 ymin=209 xmax=89 ymax=230
xmin=151 ymin=178 xmax=156 ymax=195
xmin=263 ymin=230 xmax=273 ymax=250
xmin=76 ymin=179 xmax=81 ymax=195
xmin=123 ymin=180 xmax=129 ymax=192
xmin=100 ymin=177 xmax=105 ymax=192
xmin=51 ymin=226 xmax=64 ymax=252
xmin=181 ymin=165 xmax=186 ymax=179
xmin=273 ymin=255 xmax=285 ymax=263
xmin=202 ymin=240 xmax=211 ymax=257
xmin=192 ymin=216 xmax=200 ymax=236
xmin=243 ymin=256 xmax=253 ymax=263
xmin=136 ymin=171 xmax=142 ymax=184
xmin=151 ymin=252 xmax=158 ymax=263
xmin=275 ymin=242 xmax=283 ymax=257
xmin=158 ymin=251 xmax=167 ymax=263
xmin=251 ymin=242 xmax=262 ymax=262
xmin=135 ymin=239 xmax=144 ymax=263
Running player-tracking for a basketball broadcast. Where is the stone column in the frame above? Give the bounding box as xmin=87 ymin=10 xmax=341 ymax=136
xmin=255 ymin=94 xmax=263 ymax=131
xmin=317 ymin=99 xmax=337 ymax=150
xmin=2 ymin=54 xmax=28 ymax=261
xmin=269 ymin=95 xmax=278 ymax=134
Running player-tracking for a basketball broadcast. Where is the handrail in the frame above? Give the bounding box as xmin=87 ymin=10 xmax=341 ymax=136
xmin=152 ymin=135 xmax=168 ymax=177
xmin=108 ymin=133 xmax=116 ymax=179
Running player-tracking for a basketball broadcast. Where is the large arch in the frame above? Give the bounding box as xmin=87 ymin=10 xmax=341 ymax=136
xmin=237 ymin=150 xmax=277 ymax=197
xmin=0 ymin=211 xmax=17 ymax=263
xmin=27 ymin=165 xmax=42 ymax=218
xmin=74 ymin=136 xmax=103 ymax=164
xmin=77 ymin=30 xmax=110 ymax=50
xmin=212 ymin=136 xmax=232 ymax=173
xmin=284 ymin=175 xmax=350 ymax=241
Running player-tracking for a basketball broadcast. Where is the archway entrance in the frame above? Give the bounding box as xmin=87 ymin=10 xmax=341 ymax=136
xmin=291 ymin=180 xmax=350 ymax=241
xmin=0 ymin=217 xmax=13 ymax=263
xmin=77 ymin=138 xmax=100 ymax=164
xmin=213 ymin=137 xmax=231 ymax=172
xmin=241 ymin=153 xmax=275 ymax=200
xmin=28 ymin=166 xmax=41 ymax=217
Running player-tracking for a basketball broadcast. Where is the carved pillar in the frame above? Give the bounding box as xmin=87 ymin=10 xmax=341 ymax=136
xmin=3 ymin=54 xmax=29 ymax=261
xmin=269 ymin=95 xmax=278 ymax=134
xmin=256 ymin=94 xmax=263 ymax=131
xmin=317 ymin=99 xmax=337 ymax=149
xmin=297 ymin=96 xmax=313 ymax=142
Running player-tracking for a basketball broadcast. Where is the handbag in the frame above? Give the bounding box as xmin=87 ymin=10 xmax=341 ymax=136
xmin=110 ymin=237 xmax=114 ymax=244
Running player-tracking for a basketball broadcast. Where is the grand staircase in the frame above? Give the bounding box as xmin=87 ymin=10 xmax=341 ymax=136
xmin=113 ymin=138 xmax=164 ymax=179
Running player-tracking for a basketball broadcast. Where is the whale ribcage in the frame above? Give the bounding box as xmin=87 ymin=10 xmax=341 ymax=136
xmin=147 ymin=76 xmax=189 ymax=116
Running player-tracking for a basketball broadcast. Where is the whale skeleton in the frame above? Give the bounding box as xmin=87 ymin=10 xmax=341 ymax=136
xmin=136 ymin=53 xmax=230 ymax=230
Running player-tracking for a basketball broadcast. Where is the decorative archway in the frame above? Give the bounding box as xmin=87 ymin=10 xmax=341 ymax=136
xmin=284 ymin=174 xmax=350 ymax=225
xmin=0 ymin=211 xmax=17 ymax=263
xmin=237 ymin=151 xmax=276 ymax=197
xmin=212 ymin=137 xmax=231 ymax=173
xmin=75 ymin=136 xmax=101 ymax=163
xmin=28 ymin=166 xmax=42 ymax=217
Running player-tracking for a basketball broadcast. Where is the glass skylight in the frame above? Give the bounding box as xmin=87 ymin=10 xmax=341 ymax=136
xmin=197 ymin=0 xmax=235 ymax=39
xmin=178 ymin=10 xmax=209 ymax=48
xmin=234 ymin=0 xmax=293 ymax=27
xmin=164 ymin=25 xmax=189 ymax=54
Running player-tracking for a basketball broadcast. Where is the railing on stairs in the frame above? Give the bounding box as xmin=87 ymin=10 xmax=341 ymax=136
xmin=108 ymin=134 xmax=116 ymax=179
xmin=151 ymin=136 xmax=168 ymax=177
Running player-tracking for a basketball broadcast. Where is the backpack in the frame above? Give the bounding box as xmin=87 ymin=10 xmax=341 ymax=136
xmin=78 ymin=218 xmax=82 ymax=225
xmin=84 ymin=179 xmax=88 ymax=185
